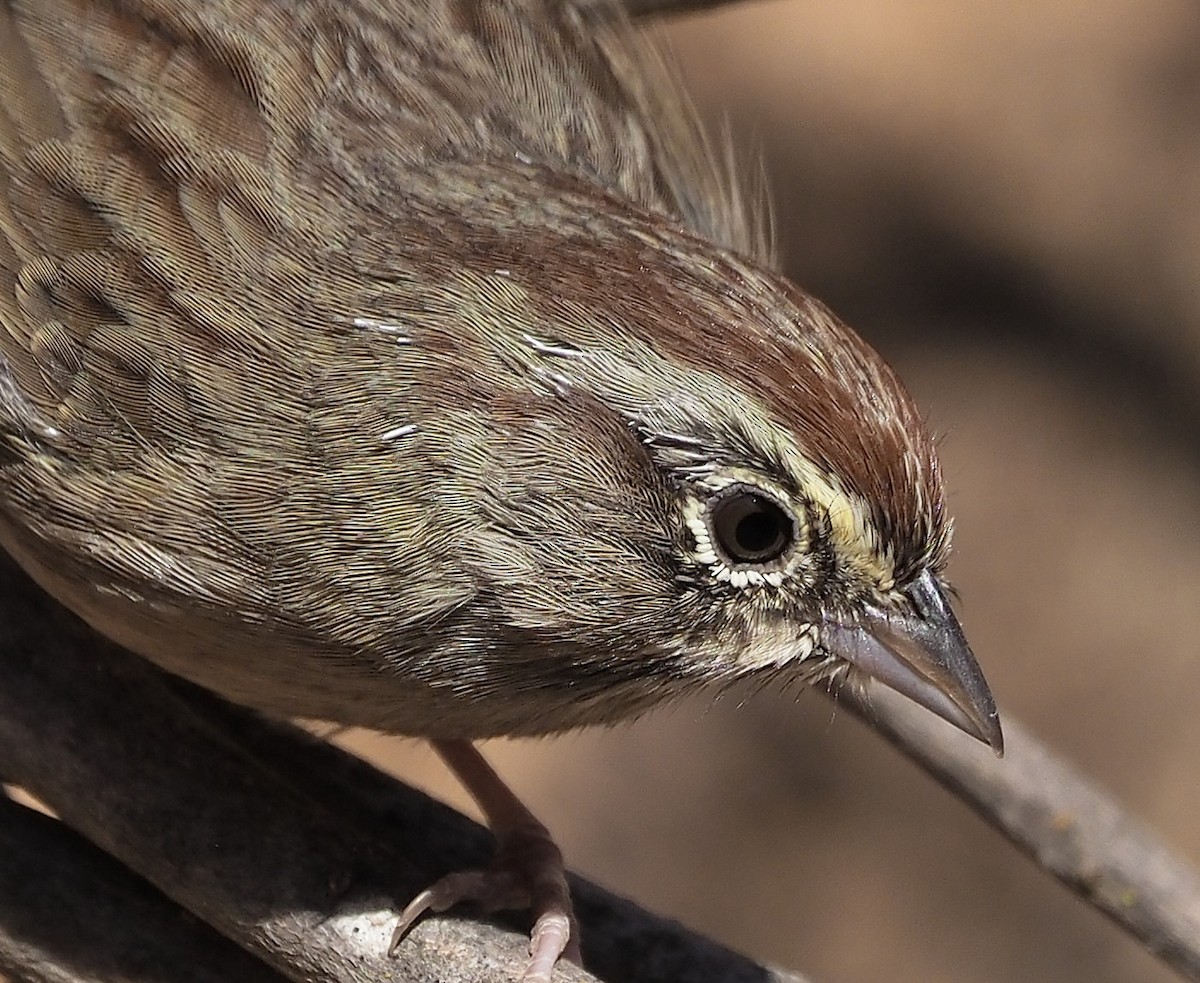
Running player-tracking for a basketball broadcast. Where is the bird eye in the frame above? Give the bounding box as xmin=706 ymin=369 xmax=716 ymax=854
xmin=708 ymin=487 xmax=794 ymax=565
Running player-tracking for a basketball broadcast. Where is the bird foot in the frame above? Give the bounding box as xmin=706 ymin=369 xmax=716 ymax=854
xmin=390 ymin=817 xmax=579 ymax=982
xmin=389 ymin=741 xmax=580 ymax=982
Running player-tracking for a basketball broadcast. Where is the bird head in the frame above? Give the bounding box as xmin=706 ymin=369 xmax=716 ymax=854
xmin=402 ymin=190 xmax=1002 ymax=751
xmin=607 ymin=262 xmax=1003 ymax=752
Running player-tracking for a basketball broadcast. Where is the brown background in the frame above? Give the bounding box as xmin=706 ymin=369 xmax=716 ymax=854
xmin=341 ymin=2 xmax=1200 ymax=981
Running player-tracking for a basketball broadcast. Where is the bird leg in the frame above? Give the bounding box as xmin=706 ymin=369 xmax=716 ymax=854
xmin=389 ymin=739 xmax=580 ymax=982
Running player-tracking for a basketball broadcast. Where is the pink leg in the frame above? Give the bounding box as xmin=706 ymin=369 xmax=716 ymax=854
xmin=389 ymin=740 xmax=580 ymax=982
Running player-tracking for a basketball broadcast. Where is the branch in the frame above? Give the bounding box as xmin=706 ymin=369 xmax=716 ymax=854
xmin=836 ymin=685 xmax=1200 ymax=981
xmin=3 ymin=533 xmax=1198 ymax=983
xmin=0 ymin=551 xmax=808 ymax=983
xmin=0 ymin=792 xmax=288 ymax=983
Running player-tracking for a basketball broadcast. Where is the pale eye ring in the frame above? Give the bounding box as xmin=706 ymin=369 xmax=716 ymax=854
xmin=707 ymin=486 xmax=795 ymax=565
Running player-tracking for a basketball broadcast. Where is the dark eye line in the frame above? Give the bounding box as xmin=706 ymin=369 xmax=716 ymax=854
xmin=798 ymin=500 xmax=836 ymax=578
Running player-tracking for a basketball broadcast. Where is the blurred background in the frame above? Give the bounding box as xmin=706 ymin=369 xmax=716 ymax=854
xmin=341 ymin=2 xmax=1200 ymax=981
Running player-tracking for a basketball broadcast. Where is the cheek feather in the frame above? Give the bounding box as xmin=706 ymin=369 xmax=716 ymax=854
xmin=731 ymin=620 xmax=821 ymax=672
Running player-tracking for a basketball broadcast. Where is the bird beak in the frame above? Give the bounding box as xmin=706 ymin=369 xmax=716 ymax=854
xmin=820 ymin=569 xmax=1004 ymax=753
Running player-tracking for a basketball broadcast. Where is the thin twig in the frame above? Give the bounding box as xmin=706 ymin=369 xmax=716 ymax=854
xmin=836 ymin=685 xmax=1200 ymax=981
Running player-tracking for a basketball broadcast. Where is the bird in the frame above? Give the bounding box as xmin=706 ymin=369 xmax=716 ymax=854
xmin=0 ymin=0 xmax=1002 ymax=979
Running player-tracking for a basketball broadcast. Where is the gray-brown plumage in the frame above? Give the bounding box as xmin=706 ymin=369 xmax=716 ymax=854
xmin=0 ymin=0 xmax=1001 ymax=977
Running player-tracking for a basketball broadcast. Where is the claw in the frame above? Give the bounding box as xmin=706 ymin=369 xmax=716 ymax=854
xmin=388 ymin=741 xmax=581 ymax=980
xmin=390 ymin=864 xmax=576 ymax=980
xmin=527 ymin=909 xmax=575 ymax=983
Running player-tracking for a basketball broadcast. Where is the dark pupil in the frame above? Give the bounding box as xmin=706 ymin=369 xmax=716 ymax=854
xmin=712 ymin=491 xmax=792 ymax=564
xmin=736 ymin=511 xmax=781 ymax=554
